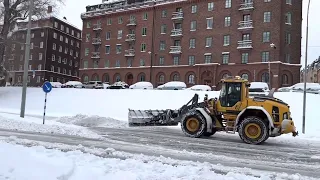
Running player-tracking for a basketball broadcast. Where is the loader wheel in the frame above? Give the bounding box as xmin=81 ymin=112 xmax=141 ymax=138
xmin=238 ymin=116 xmax=269 ymax=145
xmin=181 ymin=110 xmax=206 ymax=138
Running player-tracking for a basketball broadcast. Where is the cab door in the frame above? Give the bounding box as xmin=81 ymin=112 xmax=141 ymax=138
xmin=217 ymin=82 xmax=248 ymax=116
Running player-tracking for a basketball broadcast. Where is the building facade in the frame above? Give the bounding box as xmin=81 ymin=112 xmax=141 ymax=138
xmin=300 ymin=57 xmax=320 ymax=83
xmin=80 ymin=0 xmax=302 ymax=88
xmin=5 ymin=16 xmax=82 ymax=86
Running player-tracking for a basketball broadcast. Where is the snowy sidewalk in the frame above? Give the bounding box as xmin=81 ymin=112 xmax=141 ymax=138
xmin=0 ymin=139 xmax=311 ymax=180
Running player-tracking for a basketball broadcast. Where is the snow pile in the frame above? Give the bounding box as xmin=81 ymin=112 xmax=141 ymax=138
xmin=56 ymin=114 xmax=128 ymax=128
xmin=0 ymin=137 xmax=313 ymax=180
xmin=0 ymin=113 xmax=101 ymax=139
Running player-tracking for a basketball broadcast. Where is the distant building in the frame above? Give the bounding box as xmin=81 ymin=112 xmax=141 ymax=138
xmin=5 ymin=16 xmax=82 ymax=86
xmin=300 ymin=58 xmax=320 ymax=83
xmin=80 ymin=0 xmax=302 ymax=88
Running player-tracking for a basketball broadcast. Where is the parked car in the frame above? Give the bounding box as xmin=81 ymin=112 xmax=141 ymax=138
xmin=185 ymin=85 xmax=212 ymax=91
xmin=157 ymin=81 xmax=186 ymax=90
xmin=103 ymin=82 xmax=111 ymax=89
xmin=107 ymin=81 xmax=129 ymax=89
xmin=280 ymin=83 xmax=320 ymax=94
xmin=129 ymin=81 xmax=153 ymax=89
xmin=248 ymin=82 xmax=270 ymax=96
xmin=83 ymin=81 xmax=104 ymax=89
xmin=64 ymin=81 xmax=83 ymax=88
xmin=50 ymin=82 xmax=62 ymax=88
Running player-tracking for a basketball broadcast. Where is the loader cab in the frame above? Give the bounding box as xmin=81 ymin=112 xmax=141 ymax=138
xmin=218 ymin=76 xmax=249 ymax=108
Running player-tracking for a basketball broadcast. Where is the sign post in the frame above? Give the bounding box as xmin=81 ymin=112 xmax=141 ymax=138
xmin=42 ymin=81 xmax=52 ymax=124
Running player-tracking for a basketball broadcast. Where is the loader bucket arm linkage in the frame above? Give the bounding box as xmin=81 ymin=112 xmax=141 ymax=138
xmin=128 ymin=94 xmax=205 ymax=127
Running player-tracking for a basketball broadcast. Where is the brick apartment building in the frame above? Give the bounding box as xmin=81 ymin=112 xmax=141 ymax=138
xmin=5 ymin=16 xmax=81 ymax=86
xmin=80 ymin=0 xmax=302 ymax=88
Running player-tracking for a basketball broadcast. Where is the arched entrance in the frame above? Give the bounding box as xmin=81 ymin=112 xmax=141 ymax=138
xmin=126 ymin=73 xmax=134 ymax=85
xmin=201 ymin=71 xmax=213 ymax=86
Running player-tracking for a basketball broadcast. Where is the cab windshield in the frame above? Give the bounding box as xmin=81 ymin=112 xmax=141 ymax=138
xmin=219 ymin=82 xmax=242 ymax=107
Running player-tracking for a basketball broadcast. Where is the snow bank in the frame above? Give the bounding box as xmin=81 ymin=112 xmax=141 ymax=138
xmin=0 ymin=137 xmax=312 ymax=180
xmin=0 ymin=113 xmax=102 ymax=139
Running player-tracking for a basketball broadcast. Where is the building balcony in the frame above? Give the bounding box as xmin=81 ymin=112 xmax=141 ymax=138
xmin=125 ymin=34 xmax=136 ymax=42
xmin=93 ymin=24 xmax=102 ymax=31
xmin=169 ymin=46 xmax=182 ymax=54
xmin=170 ymin=29 xmax=182 ymax=37
xmin=238 ymin=20 xmax=253 ymax=30
xmin=92 ymin=38 xmax=101 ymax=44
xmin=127 ymin=19 xmax=136 ymax=26
xmin=125 ymin=49 xmax=135 ymax=57
xmin=237 ymin=40 xmax=253 ymax=49
xmin=171 ymin=12 xmax=183 ymax=20
xmin=239 ymin=2 xmax=254 ymax=11
xmin=91 ymin=52 xmax=100 ymax=59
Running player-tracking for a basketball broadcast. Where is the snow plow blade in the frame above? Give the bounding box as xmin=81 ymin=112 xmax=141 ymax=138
xmin=128 ymin=93 xmax=206 ymax=127
xmin=128 ymin=109 xmax=180 ymax=126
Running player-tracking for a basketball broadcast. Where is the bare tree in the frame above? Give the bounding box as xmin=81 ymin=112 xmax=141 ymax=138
xmin=0 ymin=0 xmax=64 ymax=86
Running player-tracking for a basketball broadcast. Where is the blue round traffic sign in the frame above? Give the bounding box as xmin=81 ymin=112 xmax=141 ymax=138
xmin=42 ymin=81 xmax=52 ymax=93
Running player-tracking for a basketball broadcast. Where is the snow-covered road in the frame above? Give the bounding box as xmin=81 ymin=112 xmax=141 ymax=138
xmin=1 ymin=126 xmax=319 ymax=179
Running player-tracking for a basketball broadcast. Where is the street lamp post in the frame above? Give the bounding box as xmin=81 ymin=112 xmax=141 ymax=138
xmin=20 ymin=0 xmax=34 ymax=118
xmin=302 ymin=0 xmax=311 ymax=134
xmin=269 ymin=43 xmax=276 ymax=88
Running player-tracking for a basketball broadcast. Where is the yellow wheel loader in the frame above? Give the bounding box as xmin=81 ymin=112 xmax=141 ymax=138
xmin=128 ymin=76 xmax=298 ymax=145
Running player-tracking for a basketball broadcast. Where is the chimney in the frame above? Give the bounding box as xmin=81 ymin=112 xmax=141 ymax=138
xmin=47 ymin=6 xmax=53 ymax=14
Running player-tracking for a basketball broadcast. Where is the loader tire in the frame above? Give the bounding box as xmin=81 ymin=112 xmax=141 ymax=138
xmin=238 ymin=116 xmax=269 ymax=145
xmin=181 ymin=110 xmax=206 ymax=138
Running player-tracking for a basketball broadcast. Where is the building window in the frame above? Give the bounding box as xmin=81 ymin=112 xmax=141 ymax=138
xmin=285 ymin=12 xmax=292 ymax=24
xmin=86 ymin=34 xmax=90 ymax=42
xmin=261 ymin=51 xmax=270 ymax=62
xmin=189 ymin=38 xmax=195 ymax=48
xmin=40 ymin=42 xmax=44 ymax=48
xmin=241 ymin=73 xmax=249 ymax=80
xmin=58 ymin=56 xmax=61 ymax=63
xmin=85 ymin=48 xmax=89 ymax=56
xmin=222 ymin=37 xmax=230 ymax=48
xmin=262 ymin=31 xmax=270 ymax=42
xmin=52 ymin=54 xmax=55 ymax=61
xmin=204 ymin=55 xmax=211 ymax=63
xmin=261 ymin=72 xmax=269 ymax=83
xmin=190 ymin=21 xmax=196 ymax=31
xmin=160 ymin=24 xmax=167 ymax=34
xmin=140 ymin=59 xmax=145 ymax=66
xmin=173 ymin=74 xmax=179 ymax=81
xmin=116 ymin=44 xmax=122 ymax=54
xmin=285 ymin=53 xmax=291 ymax=63
xmin=188 ymin=55 xmax=195 ymax=65
xmin=83 ymin=60 xmax=88 ymax=69
xmin=161 ymin=10 xmax=167 ymax=17
xmin=39 ymin=53 xmax=43 ymax=60
xmin=115 ymin=60 xmax=120 ymax=67
xmin=30 ymin=43 xmax=33 ymax=49
xmin=160 ymin=41 xmax=166 ymax=50
xmin=208 ymin=2 xmax=214 ymax=11
xmin=159 ymin=75 xmax=165 ymax=83
xmin=173 ymin=56 xmax=179 ymax=65
xmin=105 ymin=46 xmax=110 ymax=54
xmin=52 ymin=43 xmax=56 ymax=50
xmin=205 ymin=37 xmax=212 ymax=47
xmin=282 ymin=74 xmax=289 ymax=84
xmin=222 ymin=54 xmax=229 ymax=64
xmin=285 ymin=32 xmax=291 ymax=44
xmin=225 ymin=0 xmax=231 ymax=8
xmin=264 ymin=12 xmax=271 ymax=22
xmin=117 ymin=30 xmax=122 ymax=39
xmin=118 ymin=16 xmax=123 ymax=24
xmin=106 ymin=32 xmax=111 ymax=40
xmin=224 ymin=16 xmax=231 ymax=27
xmin=59 ymin=45 xmax=62 ymax=52
xmin=159 ymin=57 xmax=164 ymax=65
xmin=141 ymin=43 xmax=146 ymax=52
xmin=188 ymin=74 xmax=195 ymax=84
xmin=206 ymin=17 xmax=213 ymax=29
xmin=286 ymin=0 xmax=292 ymax=5
xmin=143 ymin=12 xmax=148 ymax=20
xmin=38 ymin=64 xmax=42 ymax=70
xmin=191 ymin=5 xmax=197 ymax=13
xmin=241 ymin=53 xmax=249 ymax=63
xmin=107 ymin=18 xmax=112 ymax=25
xmin=142 ymin=27 xmax=147 ymax=36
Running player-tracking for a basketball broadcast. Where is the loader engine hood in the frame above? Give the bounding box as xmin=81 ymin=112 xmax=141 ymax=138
xmin=252 ymin=96 xmax=289 ymax=107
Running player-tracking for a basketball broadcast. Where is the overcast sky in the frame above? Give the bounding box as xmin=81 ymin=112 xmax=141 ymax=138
xmin=59 ymin=0 xmax=319 ymax=67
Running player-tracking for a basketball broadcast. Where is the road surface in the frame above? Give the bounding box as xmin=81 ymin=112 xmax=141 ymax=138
xmin=0 ymin=126 xmax=319 ymax=179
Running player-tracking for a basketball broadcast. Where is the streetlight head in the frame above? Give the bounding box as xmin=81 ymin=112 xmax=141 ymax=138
xmin=270 ymin=43 xmax=275 ymax=48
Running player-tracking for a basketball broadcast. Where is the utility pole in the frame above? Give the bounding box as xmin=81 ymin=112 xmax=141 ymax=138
xmin=20 ymin=0 xmax=34 ymax=118
xmin=302 ymin=0 xmax=311 ymax=134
